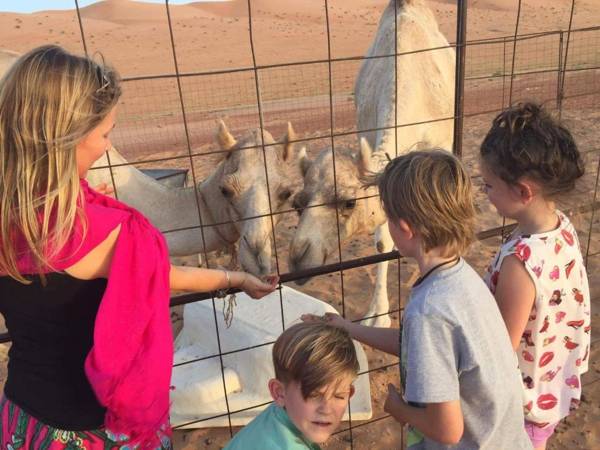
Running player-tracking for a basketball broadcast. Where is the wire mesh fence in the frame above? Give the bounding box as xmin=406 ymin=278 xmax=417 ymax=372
xmin=0 ymin=1 xmax=599 ymax=449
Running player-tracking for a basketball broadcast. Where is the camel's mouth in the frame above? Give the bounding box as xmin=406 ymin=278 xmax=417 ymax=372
xmin=290 ymin=251 xmax=328 ymax=286
xmin=294 ymin=276 xmax=311 ymax=286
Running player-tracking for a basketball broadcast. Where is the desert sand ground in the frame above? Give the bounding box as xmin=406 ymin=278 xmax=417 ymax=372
xmin=0 ymin=0 xmax=599 ymax=449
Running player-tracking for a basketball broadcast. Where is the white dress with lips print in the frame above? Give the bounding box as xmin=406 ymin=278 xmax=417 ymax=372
xmin=484 ymin=210 xmax=591 ymax=427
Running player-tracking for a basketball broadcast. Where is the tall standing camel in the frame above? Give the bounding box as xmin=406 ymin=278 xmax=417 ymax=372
xmin=88 ymin=121 xmax=301 ymax=276
xmin=289 ymin=0 xmax=455 ymax=326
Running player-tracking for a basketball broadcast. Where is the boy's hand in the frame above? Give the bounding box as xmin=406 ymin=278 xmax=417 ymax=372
xmin=384 ymin=383 xmax=407 ymax=425
xmin=301 ymin=312 xmax=350 ymax=330
xmin=239 ymin=273 xmax=279 ymax=299
xmin=94 ymin=182 xmax=114 ymax=196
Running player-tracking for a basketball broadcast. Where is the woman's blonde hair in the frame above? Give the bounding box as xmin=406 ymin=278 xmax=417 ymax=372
xmin=0 ymin=45 xmax=121 ymax=283
xmin=374 ymin=149 xmax=476 ymax=256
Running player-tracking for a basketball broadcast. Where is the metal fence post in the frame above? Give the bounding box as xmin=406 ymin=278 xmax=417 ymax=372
xmin=452 ymin=0 xmax=468 ymax=158
xmin=557 ymin=31 xmax=564 ymax=110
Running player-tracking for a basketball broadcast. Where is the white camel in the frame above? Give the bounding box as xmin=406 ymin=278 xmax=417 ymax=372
xmin=289 ymin=0 xmax=455 ymax=327
xmin=88 ymin=121 xmax=301 ymax=275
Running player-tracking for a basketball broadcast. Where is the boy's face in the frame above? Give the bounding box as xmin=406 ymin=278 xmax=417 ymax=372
xmin=387 ymin=217 xmax=416 ymax=257
xmin=277 ymin=376 xmax=355 ymax=444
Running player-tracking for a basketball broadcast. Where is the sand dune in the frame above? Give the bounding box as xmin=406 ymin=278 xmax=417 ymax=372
xmin=190 ymin=0 xmax=249 ymax=18
xmin=80 ymin=0 xmax=215 ymax=23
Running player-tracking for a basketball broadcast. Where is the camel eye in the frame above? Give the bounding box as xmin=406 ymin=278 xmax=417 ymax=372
xmin=292 ymin=192 xmax=308 ymax=215
xmin=344 ymin=199 xmax=356 ymax=210
xmin=220 ymin=185 xmax=234 ymax=198
xmin=278 ymin=189 xmax=292 ymax=202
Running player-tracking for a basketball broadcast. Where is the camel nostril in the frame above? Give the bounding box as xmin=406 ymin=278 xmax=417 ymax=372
xmin=300 ymin=241 xmax=311 ymax=261
xmin=290 ymin=240 xmax=312 ymax=277
xmin=291 ymin=240 xmax=311 ymax=268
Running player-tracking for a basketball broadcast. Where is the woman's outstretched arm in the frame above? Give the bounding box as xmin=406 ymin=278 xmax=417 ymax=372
xmin=170 ymin=265 xmax=278 ymax=299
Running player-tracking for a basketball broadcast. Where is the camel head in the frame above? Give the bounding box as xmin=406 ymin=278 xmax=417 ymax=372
xmin=289 ymin=139 xmax=387 ymax=283
xmin=213 ymin=120 xmax=302 ymax=276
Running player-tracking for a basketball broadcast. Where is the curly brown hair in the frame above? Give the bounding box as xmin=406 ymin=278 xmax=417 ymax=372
xmin=480 ymin=102 xmax=584 ymax=197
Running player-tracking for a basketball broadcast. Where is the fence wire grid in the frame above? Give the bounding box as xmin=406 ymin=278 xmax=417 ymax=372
xmin=1 ymin=0 xmax=599 ymax=449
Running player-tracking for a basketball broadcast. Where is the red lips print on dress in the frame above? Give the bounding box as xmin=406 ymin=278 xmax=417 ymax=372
xmin=515 ymin=242 xmax=531 ymax=261
xmin=539 ymin=351 xmax=554 ymax=367
xmin=537 ymin=393 xmax=558 ymax=410
xmin=566 ymin=319 xmax=584 ymax=329
xmin=561 ymin=229 xmax=574 ymax=246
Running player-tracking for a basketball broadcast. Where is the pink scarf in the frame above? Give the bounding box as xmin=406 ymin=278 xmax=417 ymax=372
xmin=16 ymin=180 xmax=173 ymax=448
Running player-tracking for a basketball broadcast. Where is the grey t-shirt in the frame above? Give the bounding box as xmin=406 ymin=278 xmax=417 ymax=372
xmin=401 ymin=259 xmax=532 ymax=450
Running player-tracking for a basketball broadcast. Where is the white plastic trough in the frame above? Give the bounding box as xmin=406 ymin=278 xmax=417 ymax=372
xmin=170 ymin=286 xmax=372 ymax=428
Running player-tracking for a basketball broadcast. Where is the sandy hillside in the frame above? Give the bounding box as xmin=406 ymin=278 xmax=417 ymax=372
xmin=0 ymin=1 xmax=599 ymax=449
xmin=1 ymin=0 xmax=599 ymax=76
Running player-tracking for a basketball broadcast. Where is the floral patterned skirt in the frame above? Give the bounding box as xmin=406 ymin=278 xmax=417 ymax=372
xmin=0 ymin=396 xmax=172 ymax=450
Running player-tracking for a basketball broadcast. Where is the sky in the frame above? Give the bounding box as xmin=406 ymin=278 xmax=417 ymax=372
xmin=2 ymin=0 xmax=228 ymax=14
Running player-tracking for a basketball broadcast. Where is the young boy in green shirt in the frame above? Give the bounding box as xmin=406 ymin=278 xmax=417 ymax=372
xmin=224 ymin=322 xmax=359 ymax=450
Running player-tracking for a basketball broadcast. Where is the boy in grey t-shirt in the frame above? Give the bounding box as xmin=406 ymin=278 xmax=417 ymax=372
xmin=303 ymin=150 xmax=531 ymax=449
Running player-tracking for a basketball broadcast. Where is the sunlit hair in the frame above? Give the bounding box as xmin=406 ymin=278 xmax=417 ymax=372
xmin=369 ymin=149 xmax=475 ymax=256
xmin=0 ymin=45 xmax=121 ymax=283
xmin=480 ymin=102 xmax=584 ymax=198
xmin=273 ymin=322 xmax=359 ymax=399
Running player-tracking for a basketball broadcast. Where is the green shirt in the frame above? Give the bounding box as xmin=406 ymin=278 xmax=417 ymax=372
xmin=224 ymin=404 xmax=321 ymax=450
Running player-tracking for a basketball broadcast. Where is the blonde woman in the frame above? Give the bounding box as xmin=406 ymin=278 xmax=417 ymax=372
xmin=0 ymin=45 xmax=277 ymax=449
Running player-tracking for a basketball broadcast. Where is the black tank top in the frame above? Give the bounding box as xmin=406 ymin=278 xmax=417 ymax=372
xmin=0 ymin=273 xmax=107 ymax=430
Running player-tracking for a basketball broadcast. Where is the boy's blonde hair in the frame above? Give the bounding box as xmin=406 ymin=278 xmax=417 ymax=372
xmin=273 ymin=322 xmax=359 ymax=399
xmin=374 ymin=149 xmax=475 ymax=256
xmin=0 ymin=45 xmax=121 ymax=283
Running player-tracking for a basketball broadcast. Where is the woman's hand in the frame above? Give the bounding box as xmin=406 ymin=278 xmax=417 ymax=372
xmin=94 ymin=182 xmax=114 ymax=196
xmin=301 ymin=312 xmax=351 ymax=330
xmin=237 ymin=273 xmax=279 ymax=299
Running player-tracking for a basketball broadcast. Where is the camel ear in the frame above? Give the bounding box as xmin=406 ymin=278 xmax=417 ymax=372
xmin=357 ymin=137 xmax=374 ymax=177
xmin=282 ymin=122 xmax=297 ymax=162
xmin=298 ymin=146 xmax=311 ymax=177
xmin=216 ymin=120 xmax=237 ymax=151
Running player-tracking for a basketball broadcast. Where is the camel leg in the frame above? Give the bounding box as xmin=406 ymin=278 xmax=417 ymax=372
xmin=361 ymin=223 xmax=393 ymax=328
